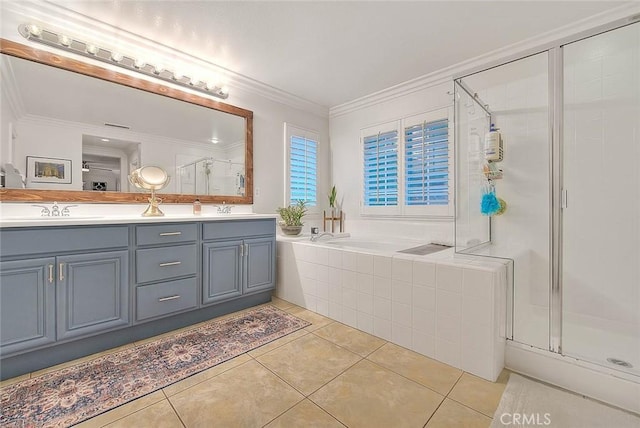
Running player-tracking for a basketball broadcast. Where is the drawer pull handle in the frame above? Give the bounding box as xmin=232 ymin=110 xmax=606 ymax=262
xmin=48 ymin=264 xmax=54 ymax=284
xmin=158 ymin=295 xmax=181 ymax=302
xmin=159 ymin=261 xmax=182 ymax=267
xmin=59 ymin=263 xmax=65 ymax=281
xmin=159 ymin=232 xmax=182 ymax=236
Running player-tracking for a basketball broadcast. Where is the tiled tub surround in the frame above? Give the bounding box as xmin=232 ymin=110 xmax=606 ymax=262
xmin=276 ymin=238 xmax=509 ymax=381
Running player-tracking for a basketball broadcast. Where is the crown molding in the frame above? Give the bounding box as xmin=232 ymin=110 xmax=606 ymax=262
xmin=330 ymin=3 xmax=640 ymax=118
xmin=1 ymin=1 xmax=329 ymax=119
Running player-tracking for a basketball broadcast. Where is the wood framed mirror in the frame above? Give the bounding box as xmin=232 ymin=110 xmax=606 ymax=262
xmin=0 ymin=39 xmax=253 ymax=204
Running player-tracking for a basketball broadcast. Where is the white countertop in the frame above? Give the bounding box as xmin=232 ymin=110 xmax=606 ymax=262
xmin=0 ymin=213 xmax=277 ymax=228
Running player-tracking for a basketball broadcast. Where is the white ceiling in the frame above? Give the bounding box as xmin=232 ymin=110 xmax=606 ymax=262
xmin=51 ymin=1 xmax=628 ymax=107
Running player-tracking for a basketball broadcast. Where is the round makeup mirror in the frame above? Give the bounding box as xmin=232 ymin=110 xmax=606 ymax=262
xmin=128 ymin=166 xmax=171 ymax=216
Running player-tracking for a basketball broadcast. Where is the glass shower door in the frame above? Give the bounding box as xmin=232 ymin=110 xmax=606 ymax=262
xmin=562 ymin=22 xmax=640 ymax=376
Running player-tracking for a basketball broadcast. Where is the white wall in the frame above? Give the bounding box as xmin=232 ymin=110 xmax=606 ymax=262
xmin=230 ymin=91 xmax=330 ymax=223
xmin=329 ymin=82 xmax=454 ymax=242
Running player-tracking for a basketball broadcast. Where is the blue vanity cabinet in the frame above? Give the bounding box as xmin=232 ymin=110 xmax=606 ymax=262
xmin=0 ymin=258 xmax=56 ymax=355
xmin=0 ymin=225 xmax=130 ymax=356
xmin=56 ymin=251 xmax=129 ymax=340
xmin=134 ymin=223 xmax=199 ymax=322
xmin=243 ymin=236 xmax=276 ymax=294
xmin=202 ymin=239 xmax=244 ymax=304
xmin=202 ymin=219 xmax=276 ymax=305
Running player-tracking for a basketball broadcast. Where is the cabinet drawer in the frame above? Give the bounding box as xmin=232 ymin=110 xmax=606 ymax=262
xmin=0 ymin=226 xmax=128 ymax=257
xmin=136 ymin=244 xmax=197 ymax=283
xmin=136 ymin=223 xmax=198 ymax=246
xmin=136 ymin=278 xmax=197 ymax=321
xmin=202 ymin=219 xmax=275 ymax=241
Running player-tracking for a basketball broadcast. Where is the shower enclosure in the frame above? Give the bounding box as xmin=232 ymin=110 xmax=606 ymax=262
xmin=177 ymin=157 xmax=245 ymax=196
xmin=455 ymin=21 xmax=639 ymax=382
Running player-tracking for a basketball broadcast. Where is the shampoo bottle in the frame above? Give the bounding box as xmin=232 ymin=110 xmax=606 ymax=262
xmin=484 ymin=124 xmax=503 ymax=162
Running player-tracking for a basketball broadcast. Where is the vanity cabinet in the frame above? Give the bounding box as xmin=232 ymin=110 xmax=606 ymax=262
xmin=134 ymin=223 xmax=199 ymax=322
xmin=0 ymin=226 xmax=130 ymax=356
xmin=0 ymin=258 xmax=56 ymax=355
xmin=0 ymin=216 xmax=276 ymax=379
xmin=202 ymin=219 xmax=275 ymax=305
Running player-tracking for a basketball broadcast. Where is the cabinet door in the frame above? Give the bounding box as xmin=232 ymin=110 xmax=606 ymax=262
xmin=0 ymin=258 xmax=56 ymax=356
xmin=202 ymin=240 xmax=242 ymax=305
xmin=243 ymin=237 xmax=275 ymax=294
xmin=57 ymin=250 xmax=129 ymax=340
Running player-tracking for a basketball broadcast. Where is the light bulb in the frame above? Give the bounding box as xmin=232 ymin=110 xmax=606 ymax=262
xmin=133 ymin=58 xmax=146 ymax=69
xmin=171 ymin=71 xmax=184 ymax=81
xmin=205 ymin=81 xmax=218 ymax=91
xmin=27 ymin=24 xmax=42 ymax=37
xmin=58 ymin=34 xmax=72 ymax=46
xmin=152 ymin=64 xmax=165 ymax=75
xmin=86 ymin=43 xmax=99 ymax=55
xmin=219 ymin=86 xmax=229 ymax=96
xmin=111 ymin=52 xmax=123 ymax=62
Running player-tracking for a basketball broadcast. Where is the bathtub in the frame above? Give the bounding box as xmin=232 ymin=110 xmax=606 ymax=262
xmin=276 ymin=234 xmax=511 ymax=382
xmin=320 ymin=237 xmax=424 ymax=253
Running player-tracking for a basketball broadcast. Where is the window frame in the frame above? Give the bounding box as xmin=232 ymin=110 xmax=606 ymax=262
xmin=284 ymin=123 xmax=319 ymax=212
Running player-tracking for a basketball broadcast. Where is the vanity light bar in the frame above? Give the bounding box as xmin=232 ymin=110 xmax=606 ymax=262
xmin=18 ymin=23 xmax=229 ymax=100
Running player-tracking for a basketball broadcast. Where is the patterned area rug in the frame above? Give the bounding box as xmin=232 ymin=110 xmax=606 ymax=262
xmin=0 ymin=305 xmax=310 ymax=428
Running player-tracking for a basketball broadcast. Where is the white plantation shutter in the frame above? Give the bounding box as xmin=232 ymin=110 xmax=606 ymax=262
xmin=360 ymin=108 xmax=452 ymax=217
xmin=285 ymin=124 xmax=318 ymax=208
xmin=363 ymin=129 xmax=398 ymax=207
xmin=404 ymin=118 xmax=449 ymax=206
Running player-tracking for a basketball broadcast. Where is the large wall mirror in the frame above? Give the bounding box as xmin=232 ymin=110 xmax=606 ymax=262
xmin=0 ymin=39 xmax=253 ymax=204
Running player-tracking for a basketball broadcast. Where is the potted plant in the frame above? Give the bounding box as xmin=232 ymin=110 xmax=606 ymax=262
xmin=276 ymin=200 xmax=307 ymax=235
xmin=328 ymin=185 xmax=337 ymax=209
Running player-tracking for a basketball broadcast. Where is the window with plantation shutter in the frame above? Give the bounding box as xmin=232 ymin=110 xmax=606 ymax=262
xmin=360 ymin=108 xmax=452 ymax=217
xmin=405 ymin=118 xmax=449 ymax=206
xmin=363 ymin=129 xmax=399 ymax=207
xmin=285 ymin=124 xmax=318 ymax=207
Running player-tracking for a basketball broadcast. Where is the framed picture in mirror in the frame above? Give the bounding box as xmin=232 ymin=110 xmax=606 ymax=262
xmin=27 ymin=156 xmax=72 ymax=185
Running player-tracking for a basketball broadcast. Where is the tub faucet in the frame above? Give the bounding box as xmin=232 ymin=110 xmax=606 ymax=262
xmin=310 ymin=228 xmax=333 ymax=242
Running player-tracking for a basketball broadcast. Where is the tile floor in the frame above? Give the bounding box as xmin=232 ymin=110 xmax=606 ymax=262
xmin=1 ymin=297 xmax=510 ymax=427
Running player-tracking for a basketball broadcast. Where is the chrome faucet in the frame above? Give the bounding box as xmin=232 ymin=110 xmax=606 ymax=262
xmin=33 ymin=202 xmax=76 ymax=217
xmin=216 ymin=203 xmax=234 ymax=214
xmin=310 ymin=227 xmax=334 ymax=242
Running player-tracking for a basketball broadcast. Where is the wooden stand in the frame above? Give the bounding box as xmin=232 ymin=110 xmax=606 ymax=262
xmin=323 ymin=209 xmax=344 ymax=233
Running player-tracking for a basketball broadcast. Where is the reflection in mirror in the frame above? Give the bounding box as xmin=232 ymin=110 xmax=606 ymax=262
xmin=0 ymin=40 xmax=252 ymax=204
